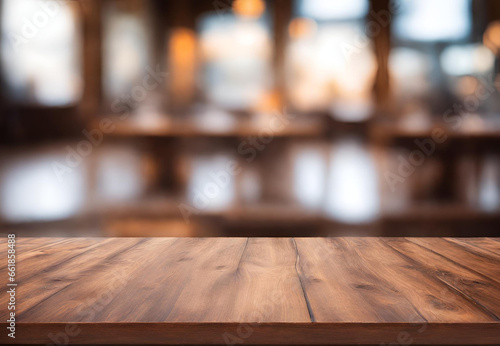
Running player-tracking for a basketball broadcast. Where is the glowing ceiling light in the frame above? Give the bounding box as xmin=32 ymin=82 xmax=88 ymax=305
xmin=233 ymin=0 xmax=265 ymax=19
xmin=393 ymin=0 xmax=471 ymax=42
xmin=483 ymin=21 xmax=500 ymax=55
xmin=299 ymin=0 xmax=369 ymax=20
xmin=288 ymin=18 xmax=317 ymax=40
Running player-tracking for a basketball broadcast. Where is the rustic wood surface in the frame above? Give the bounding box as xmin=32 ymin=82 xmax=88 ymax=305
xmin=0 ymin=237 xmax=499 ymax=345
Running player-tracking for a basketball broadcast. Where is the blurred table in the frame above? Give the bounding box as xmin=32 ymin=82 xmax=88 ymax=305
xmin=1 ymin=237 xmax=500 ymax=345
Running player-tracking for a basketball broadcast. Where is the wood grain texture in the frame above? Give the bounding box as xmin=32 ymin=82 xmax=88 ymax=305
xmin=410 ymin=238 xmax=500 ymax=285
xmin=1 ymin=237 xmax=499 ymax=345
xmin=8 ymin=322 xmax=500 ymax=345
xmin=446 ymin=237 xmax=500 ymax=261
xmin=0 ymin=237 xmax=74 ymax=271
xmin=294 ymin=238 xmax=495 ymax=323
xmin=384 ymin=238 xmax=500 ymax=319
xmin=293 ymin=237 xmax=427 ymax=323
xmin=0 ymin=238 xmax=145 ymax=320
xmin=154 ymin=237 xmax=310 ymax=323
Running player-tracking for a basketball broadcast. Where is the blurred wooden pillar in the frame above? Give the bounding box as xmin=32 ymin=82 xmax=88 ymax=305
xmin=151 ymin=0 xmax=167 ymax=68
xmin=484 ymin=0 xmax=500 ymax=23
xmin=272 ymin=0 xmax=293 ymax=109
xmin=369 ymin=0 xmax=391 ymax=111
xmin=79 ymin=0 xmax=102 ymax=121
xmin=165 ymin=0 xmax=199 ymax=114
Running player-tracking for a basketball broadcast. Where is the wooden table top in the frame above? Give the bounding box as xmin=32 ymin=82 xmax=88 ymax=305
xmin=1 ymin=237 xmax=500 ymax=345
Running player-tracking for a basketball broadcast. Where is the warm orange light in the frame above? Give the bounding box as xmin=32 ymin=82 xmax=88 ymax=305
xmin=288 ymin=18 xmax=317 ymax=39
xmin=171 ymin=28 xmax=196 ymax=54
xmin=254 ymin=90 xmax=282 ymax=113
xmin=483 ymin=21 xmax=500 ymax=55
xmin=454 ymin=75 xmax=479 ymax=97
xmin=233 ymin=0 xmax=265 ymax=19
xmin=168 ymin=28 xmax=197 ymax=108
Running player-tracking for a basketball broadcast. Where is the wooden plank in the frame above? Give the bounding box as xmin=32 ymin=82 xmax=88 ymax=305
xmin=156 ymin=237 xmax=310 ymax=323
xmin=5 ymin=322 xmax=500 ymax=345
xmin=0 ymin=238 xmax=104 ymax=279
xmin=0 ymin=238 xmax=74 ymax=270
xmin=16 ymin=237 xmax=79 ymax=251
xmin=294 ymin=238 xmax=495 ymax=323
xmin=384 ymin=238 xmax=500 ymax=319
xmin=17 ymin=238 xmax=310 ymax=323
xmin=0 ymin=237 xmax=145 ymax=319
xmin=1 ymin=237 xmax=499 ymax=345
xmin=293 ymin=237 xmax=425 ymax=323
xmin=17 ymin=237 xmax=178 ymax=322
xmin=446 ymin=238 xmax=500 ymax=261
xmin=410 ymin=238 xmax=500 ymax=285
xmin=88 ymin=237 xmax=247 ymax=322
xmin=0 ymin=238 xmax=7 ymax=266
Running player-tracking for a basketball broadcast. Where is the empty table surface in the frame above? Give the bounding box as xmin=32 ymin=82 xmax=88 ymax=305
xmin=1 ymin=237 xmax=499 ymax=344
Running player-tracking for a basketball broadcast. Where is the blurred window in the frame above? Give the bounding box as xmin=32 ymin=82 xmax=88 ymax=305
xmin=323 ymin=139 xmax=379 ymax=223
xmin=440 ymin=44 xmax=494 ymax=77
xmin=103 ymin=0 xmax=151 ymax=104
xmin=96 ymin=146 xmax=147 ymax=202
xmin=187 ymin=154 xmax=236 ymax=211
xmin=0 ymin=151 xmax=86 ymax=222
xmin=389 ymin=47 xmax=432 ymax=100
xmin=293 ymin=145 xmax=327 ymax=210
xmin=388 ymin=0 xmax=493 ymax=116
xmin=393 ymin=0 xmax=471 ymax=42
xmin=1 ymin=0 xmax=82 ymax=106
xmin=478 ymin=156 xmax=500 ymax=211
xmin=441 ymin=44 xmax=495 ymax=103
xmin=298 ymin=0 xmax=368 ymax=21
xmin=286 ymin=0 xmax=376 ymax=121
xmin=198 ymin=0 xmax=272 ymax=111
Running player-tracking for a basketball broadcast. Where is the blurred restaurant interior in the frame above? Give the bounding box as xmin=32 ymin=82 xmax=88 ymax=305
xmin=1 ymin=0 xmax=500 ymax=237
